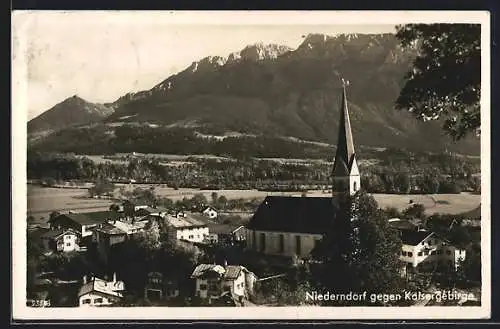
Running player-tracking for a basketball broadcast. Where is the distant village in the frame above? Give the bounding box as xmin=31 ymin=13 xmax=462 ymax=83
xmin=26 ymin=85 xmax=482 ymax=308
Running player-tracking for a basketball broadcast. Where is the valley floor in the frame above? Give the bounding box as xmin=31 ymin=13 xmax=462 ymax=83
xmin=26 ymin=184 xmax=481 ymax=225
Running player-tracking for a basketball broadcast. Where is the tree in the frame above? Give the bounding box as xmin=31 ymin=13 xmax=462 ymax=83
xmin=395 ymin=24 xmax=480 ymax=140
xmin=311 ymin=191 xmax=404 ymax=305
xmin=211 ymin=192 xmax=218 ymax=206
xmin=403 ymin=203 xmax=426 ymax=221
xmin=88 ymin=179 xmax=115 ymax=197
xmin=49 ymin=211 xmax=61 ymax=221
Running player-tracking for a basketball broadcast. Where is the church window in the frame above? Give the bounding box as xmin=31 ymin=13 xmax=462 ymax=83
xmin=260 ymin=233 xmax=266 ymax=252
xmin=279 ymin=234 xmax=285 ymax=253
xmin=295 ymin=236 xmax=301 ymax=255
xmin=353 ymin=181 xmax=357 ymax=192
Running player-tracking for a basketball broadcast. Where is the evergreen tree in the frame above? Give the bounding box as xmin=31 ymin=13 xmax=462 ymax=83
xmin=312 ymin=191 xmax=404 ymax=305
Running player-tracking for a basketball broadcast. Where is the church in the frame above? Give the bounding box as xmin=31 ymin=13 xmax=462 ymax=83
xmin=245 ymin=80 xmax=360 ymax=258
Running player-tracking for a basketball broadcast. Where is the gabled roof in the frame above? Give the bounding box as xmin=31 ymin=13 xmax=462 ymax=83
xmin=332 ymin=83 xmax=356 ymax=177
xmin=209 ymin=223 xmax=243 ymax=235
xmin=400 ymin=230 xmax=435 ymax=246
xmin=39 ymin=228 xmax=79 ymax=240
xmin=78 ymin=277 xmax=124 ymax=298
xmin=51 ymin=211 xmax=120 ymax=226
xmin=167 ymin=213 xmax=208 ymax=229
xmin=246 ymin=196 xmax=336 ymax=234
xmin=190 ymin=264 xmax=248 ymax=280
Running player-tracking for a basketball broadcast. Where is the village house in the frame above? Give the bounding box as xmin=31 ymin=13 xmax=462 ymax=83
xmin=399 ymin=229 xmax=466 ymax=270
xmin=49 ymin=211 xmax=121 ymax=241
xmin=135 ymin=206 xmax=169 ymax=218
xmin=78 ymin=274 xmax=125 ymax=307
xmin=165 ymin=213 xmax=209 ymax=244
xmin=245 ymin=82 xmax=360 ymax=259
xmin=39 ymin=228 xmax=81 ymax=253
xmin=190 ymin=263 xmax=257 ymax=304
xmin=93 ymin=218 xmax=149 ymax=263
xmin=202 ymin=206 xmax=218 ymax=220
xmin=207 ymin=224 xmax=246 ymax=245
xmin=143 ymin=272 xmax=180 ymax=301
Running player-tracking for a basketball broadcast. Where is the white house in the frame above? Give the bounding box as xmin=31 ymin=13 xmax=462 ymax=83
xmin=202 ymin=206 xmax=218 ymax=220
xmin=39 ymin=228 xmax=80 ymax=252
xmin=166 ymin=213 xmax=209 ymax=243
xmin=190 ymin=263 xmax=257 ymax=301
xmin=399 ymin=229 xmax=466 ymax=270
xmin=78 ymin=274 xmax=125 ymax=307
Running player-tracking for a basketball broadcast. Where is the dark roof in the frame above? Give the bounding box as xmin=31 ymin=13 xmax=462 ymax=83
xmin=53 ymin=211 xmax=119 ymax=225
xmin=246 ymin=196 xmax=337 ymax=234
xmin=332 ymin=84 xmax=356 ymax=176
xmin=40 ymin=228 xmax=79 ymax=239
xmin=209 ymin=223 xmax=243 ymax=235
xmin=400 ymin=230 xmax=434 ymax=246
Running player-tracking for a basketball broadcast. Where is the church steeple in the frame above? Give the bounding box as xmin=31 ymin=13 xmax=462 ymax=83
xmin=332 ymin=79 xmax=361 ymax=197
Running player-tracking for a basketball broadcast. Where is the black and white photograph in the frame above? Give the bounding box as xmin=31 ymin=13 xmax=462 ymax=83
xmin=12 ymin=10 xmax=490 ymax=320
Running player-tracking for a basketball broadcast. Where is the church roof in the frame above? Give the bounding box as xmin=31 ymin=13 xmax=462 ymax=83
xmin=333 ymin=83 xmax=356 ymax=176
xmin=246 ymin=196 xmax=337 ymax=234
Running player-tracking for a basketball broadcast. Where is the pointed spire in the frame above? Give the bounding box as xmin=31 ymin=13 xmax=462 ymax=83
xmin=333 ymin=79 xmax=356 ymax=177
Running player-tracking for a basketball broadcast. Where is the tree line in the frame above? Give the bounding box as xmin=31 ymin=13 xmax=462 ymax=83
xmin=28 ymin=151 xmax=480 ymax=194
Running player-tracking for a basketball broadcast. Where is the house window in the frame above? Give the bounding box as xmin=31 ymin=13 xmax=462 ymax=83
xmin=65 ymin=242 xmax=71 ymax=247
xmin=295 ymin=236 xmax=301 ymax=255
xmin=446 ymin=250 xmax=451 ymax=255
xmin=82 ymin=299 xmax=91 ymax=304
xmin=437 ymin=250 xmax=443 ymax=255
xmin=431 ymin=250 xmax=436 ymax=255
xmin=417 ymin=252 xmax=423 ymax=256
xmin=407 ymin=252 xmax=413 ymax=257
xmin=424 ymin=251 xmax=429 ymax=256
xmin=401 ymin=251 xmax=406 ymax=256
xmin=199 ymin=284 xmax=208 ymax=290
xmin=260 ymin=233 xmax=266 ymax=252
xmin=279 ymin=234 xmax=285 ymax=253
xmin=224 ymin=285 xmax=231 ymax=291
xmin=94 ymin=298 xmax=103 ymax=304
xmin=208 ymin=283 xmax=218 ymax=291
xmin=189 ymin=235 xmax=194 ymax=239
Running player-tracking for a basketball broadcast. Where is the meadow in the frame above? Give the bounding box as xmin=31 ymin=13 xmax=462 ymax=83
xmin=27 ymin=184 xmax=481 ymax=224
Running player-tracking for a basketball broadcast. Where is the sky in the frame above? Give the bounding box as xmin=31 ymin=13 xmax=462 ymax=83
xmin=12 ymin=12 xmax=404 ymax=120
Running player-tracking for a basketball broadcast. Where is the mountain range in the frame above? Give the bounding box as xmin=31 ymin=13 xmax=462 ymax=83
xmin=27 ymin=33 xmax=480 ymax=156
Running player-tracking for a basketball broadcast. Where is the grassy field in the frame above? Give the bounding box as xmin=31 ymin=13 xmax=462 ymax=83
xmin=27 ymin=184 xmax=481 ymax=224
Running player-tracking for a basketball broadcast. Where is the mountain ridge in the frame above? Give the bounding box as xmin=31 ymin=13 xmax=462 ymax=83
xmin=27 ymin=33 xmax=480 ymax=156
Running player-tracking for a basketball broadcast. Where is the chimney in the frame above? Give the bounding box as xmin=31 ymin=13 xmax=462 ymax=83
xmin=83 ymin=275 xmax=87 ymax=284
xmin=113 ymin=272 xmax=117 ymax=282
xmin=223 ymin=260 xmax=228 ymax=268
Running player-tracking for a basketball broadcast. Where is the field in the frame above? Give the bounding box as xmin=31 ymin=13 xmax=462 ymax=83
xmin=27 ymin=184 xmax=481 ymax=224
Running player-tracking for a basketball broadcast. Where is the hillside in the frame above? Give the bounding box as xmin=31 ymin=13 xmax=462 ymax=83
xmin=27 ymin=95 xmax=115 ymax=133
xmin=28 ymin=34 xmax=480 ymax=156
